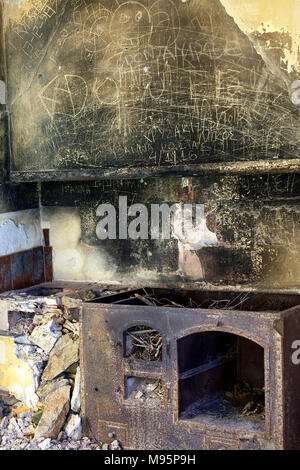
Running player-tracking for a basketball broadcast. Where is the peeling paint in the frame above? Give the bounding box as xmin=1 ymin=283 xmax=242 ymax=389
xmin=173 ymin=205 xmax=218 ymax=251
xmin=172 ymin=204 xmax=218 ymax=281
xmin=0 ymin=209 xmax=41 ymax=257
xmin=220 ymin=0 xmax=300 ymax=75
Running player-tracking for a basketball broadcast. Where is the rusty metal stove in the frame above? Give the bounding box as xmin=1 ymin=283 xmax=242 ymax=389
xmin=81 ymin=288 xmax=300 ymax=450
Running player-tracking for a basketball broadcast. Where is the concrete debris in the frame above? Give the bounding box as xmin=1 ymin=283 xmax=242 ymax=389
xmin=63 ymin=320 xmax=79 ymax=337
xmin=23 ymin=425 xmax=35 ymax=438
xmin=70 ymin=367 xmax=80 ymax=413
xmin=0 ymin=399 xmax=99 ymax=450
xmin=41 ymin=298 xmax=59 ymax=308
xmin=13 ymin=337 xmax=47 ymax=408
xmin=37 ymin=376 xmax=70 ymax=403
xmin=63 ymin=308 xmax=80 ymax=322
xmin=34 ymin=385 xmax=70 ymax=439
xmin=0 ymin=287 xmax=124 ymax=451
xmin=42 ymin=335 xmax=79 ymax=382
xmin=32 ymin=309 xmax=62 ymax=327
xmin=58 ymin=289 xmax=97 ymax=303
xmin=0 ymin=415 xmax=101 ymax=450
xmin=0 ymin=416 xmax=8 ymax=430
xmin=17 ymin=417 xmax=26 ymax=431
xmin=7 ymin=417 xmax=23 ymax=437
xmin=3 ymin=294 xmax=57 ymax=314
xmin=8 ymin=313 xmax=35 ymax=336
xmin=29 ymin=319 xmax=62 ymax=354
xmin=64 ymin=413 xmax=82 ymax=441
xmin=38 ymin=438 xmax=51 ymax=450
xmin=110 ymin=440 xmax=122 ymax=451
xmin=59 ymin=296 xmax=82 ymax=310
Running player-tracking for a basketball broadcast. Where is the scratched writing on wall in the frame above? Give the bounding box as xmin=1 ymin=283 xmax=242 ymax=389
xmin=5 ymin=0 xmax=300 ymax=172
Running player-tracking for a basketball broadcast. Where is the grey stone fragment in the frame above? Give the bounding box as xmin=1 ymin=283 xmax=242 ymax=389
xmin=42 ymin=335 xmax=79 ymax=382
xmin=29 ymin=320 xmax=62 ymax=354
xmin=64 ymin=413 xmax=82 ymax=441
xmin=37 ymin=376 xmax=69 ymax=402
xmin=34 ymin=385 xmax=70 ymax=440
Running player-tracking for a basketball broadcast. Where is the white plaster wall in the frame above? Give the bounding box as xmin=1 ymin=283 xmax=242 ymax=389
xmin=0 ymin=209 xmax=42 ymax=257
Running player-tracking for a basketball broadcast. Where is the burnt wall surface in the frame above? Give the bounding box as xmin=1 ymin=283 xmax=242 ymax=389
xmin=41 ymin=175 xmax=300 ymax=288
xmin=0 ymin=93 xmax=38 ymax=214
xmin=0 ymin=1 xmax=39 ymax=214
xmin=0 ymin=182 xmax=39 ymax=214
xmin=2 ymin=0 xmax=300 ymax=290
xmin=4 ymin=0 xmax=300 ymax=180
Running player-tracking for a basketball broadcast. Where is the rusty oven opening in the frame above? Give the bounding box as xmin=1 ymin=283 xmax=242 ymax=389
xmin=124 ymin=325 xmax=163 ymax=361
xmin=177 ymin=331 xmax=265 ymax=432
xmin=124 ymin=377 xmax=163 ymax=406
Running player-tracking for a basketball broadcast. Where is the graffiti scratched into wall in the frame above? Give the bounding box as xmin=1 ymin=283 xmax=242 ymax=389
xmin=3 ymin=0 xmax=300 ymax=179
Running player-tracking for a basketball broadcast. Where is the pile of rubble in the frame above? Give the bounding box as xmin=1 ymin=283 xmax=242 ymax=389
xmin=0 ymin=288 xmax=121 ymax=451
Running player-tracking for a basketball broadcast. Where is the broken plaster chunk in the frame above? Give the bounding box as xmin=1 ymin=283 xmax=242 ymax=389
xmin=63 ymin=320 xmax=79 ymax=337
xmin=0 ymin=416 xmax=8 ymax=431
xmin=38 ymin=438 xmax=51 ymax=450
xmin=7 ymin=417 xmax=22 ymax=437
xmin=64 ymin=413 xmax=82 ymax=441
xmin=109 ymin=440 xmax=122 ymax=451
xmin=37 ymin=377 xmax=70 ymax=403
xmin=70 ymin=366 xmax=80 ymax=413
xmin=60 ymin=296 xmax=82 ymax=310
xmin=0 ymin=300 xmax=9 ymax=331
xmin=29 ymin=319 xmax=62 ymax=354
xmin=13 ymin=336 xmax=47 ymax=407
xmin=34 ymin=385 xmax=70 ymax=440
xmin=41 ymin=335 xmax=79 ymax=382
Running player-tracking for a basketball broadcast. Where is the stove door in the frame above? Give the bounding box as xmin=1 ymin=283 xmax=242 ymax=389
xmin=82 ymin=303 xmax=175 ymax=450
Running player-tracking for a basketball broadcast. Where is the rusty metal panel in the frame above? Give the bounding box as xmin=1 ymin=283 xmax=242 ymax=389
xmin=0 ymin=255 xmax=12 ymax=293
xmin=0 ymin=246 xmax=51 ymax=294
xmin=81 ymin=288 xmax=300 ymax=450
xmin=43 ymin=247 xmax=53 ymax=283
xmin=11 ymin=247 xmax=45 ymax=290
